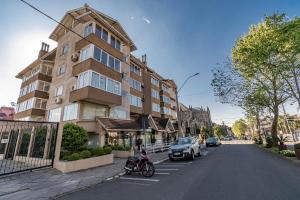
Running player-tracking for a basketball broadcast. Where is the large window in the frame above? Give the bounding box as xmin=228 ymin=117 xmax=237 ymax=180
xmin=151 ymin=89 xmax=159 ymax=99
xmin=63 ymin=103 xmax=78 ymax=121
xmin=162 ymin=84 xmax=170 ymax=92
xmin=54 ymin=85 xmax=63 ymax=97
xmin=48 ymin=107 xmax=61 ymax=122
xmin=151 ymin=77 xmax=159 ymax=86
xmin=84 ymin=23 xmax=93 ymax=37
xmin=110 ymin=35 xmax=121 ymax=51
xmin=81 ymin=44 xmax=121 ymax=73
xmin=163 ymin=107 xmax=171 ymax=115
xmin=128 ymin=77 xmax=142 ymax=91
xmin=82 ymin=102 xmax=107 ymax=120
xmin=163 ymin=95 xmax=171 ymax=104
xmin=130 ymin=95 xmax=142 ymax=107
xmin=35 ymin=98 xmax=47 ymax=109
xmin=130 ymin=64 xmax=141 ymax=76
xmin=152 ymin=103 xmax=160 ymax=113
xmin=16 ymin=98 xmax=47 ymax=113
xmin=77 ymin=70 xmax=121 ymax=96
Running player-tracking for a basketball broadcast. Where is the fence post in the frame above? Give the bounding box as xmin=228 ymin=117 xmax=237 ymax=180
xmin=53 ymin=123 xmax=63 ymax=169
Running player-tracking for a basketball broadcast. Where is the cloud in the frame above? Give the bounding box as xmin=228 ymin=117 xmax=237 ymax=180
xmin=142 ymin=17 xmax=151 ymax=24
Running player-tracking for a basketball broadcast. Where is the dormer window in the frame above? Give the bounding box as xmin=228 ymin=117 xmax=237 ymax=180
xmin=84 ymin=23 xmax=93 ymax=37
xmin=111 ymin=36 xmax=121 ymax=51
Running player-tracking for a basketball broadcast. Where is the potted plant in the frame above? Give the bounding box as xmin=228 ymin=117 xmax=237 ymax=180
xmin=277 ymin=135 xmax=288 ymax=151
xmin=294 ymin=143 xmax=300 ymax=160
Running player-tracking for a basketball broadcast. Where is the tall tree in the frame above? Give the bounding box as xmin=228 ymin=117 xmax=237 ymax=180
xmin=232 ymin=119 xmax=248 ymax=138
xmin=232 ymin=14 xmax=290 ymax=139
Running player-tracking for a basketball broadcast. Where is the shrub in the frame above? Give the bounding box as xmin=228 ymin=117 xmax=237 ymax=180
xmin=68 ymin=153 xmax=81 ymax=161
xmin=91 ymin=147 xmax=105 ymax=156
xmin=279 ymin=150 xmax=296 ymax=157
xmin=294 ymin=143 xmax=300 ymax=150
xmin=103 ymin=146 xmax=112 ymax=154
xmin=62 ymin=123 xmax=88 ymax=152
xmin=265 ymin=137 xmax=273 ymax=148
xmin=80 ymin=150 xmax=91 ymax=159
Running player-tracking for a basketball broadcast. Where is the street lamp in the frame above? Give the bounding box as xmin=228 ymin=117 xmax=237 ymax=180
xmin=175 ymin=73 xmax=200 ymax=137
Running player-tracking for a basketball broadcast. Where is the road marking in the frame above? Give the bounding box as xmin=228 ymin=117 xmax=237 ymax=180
xmin=120 ymin=181 xmax=151 ymax=186
xmin=120 ymin=177 xmax=160 ymax=182
xmin=156 ymin=168 xmax=179 ymax=171
xmin=155 ymin=172 xmax=170 ymax=175
xmin=106 ymin=177 xmax=113 ymax=181
xmin=156 ymin=165 xmax=185 ymax=168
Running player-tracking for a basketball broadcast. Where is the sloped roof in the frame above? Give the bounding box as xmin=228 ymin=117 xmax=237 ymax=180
xmin=97 ymin=117 xmax=143 ymax=131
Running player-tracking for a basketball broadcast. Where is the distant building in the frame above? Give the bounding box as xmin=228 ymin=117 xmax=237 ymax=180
xmin=0 ymin=106 xmax=15 ymax=120
xmin=179 ymin=103 xmax=212 ymax=135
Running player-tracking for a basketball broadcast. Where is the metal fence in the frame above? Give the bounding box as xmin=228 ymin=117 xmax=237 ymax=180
xmin=0 ymin=120 xmax=58 ymax=176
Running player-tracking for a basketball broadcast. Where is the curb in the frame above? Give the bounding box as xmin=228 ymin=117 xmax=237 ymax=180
xmin=51 ymin=157 xmax=169 ymax=199
xmin=255 ymin=144 xmax=300 ymax=167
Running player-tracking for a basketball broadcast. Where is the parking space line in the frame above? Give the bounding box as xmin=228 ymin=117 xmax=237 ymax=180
xmin=120 ymin=181 xmax=152 ymax=186
xmin=156 ymin=168 xmax=179 ymax=171
xmin=155 ymin=172 xmax=170 ymax=175
xmin=157 ymin=164 xmax=185 ymax=167
xmin=120 ymin=177 xmax=160 ymax=182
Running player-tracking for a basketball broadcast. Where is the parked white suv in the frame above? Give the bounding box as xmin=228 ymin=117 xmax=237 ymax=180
xmin=168 ymin=137 xmax=201 ymax=160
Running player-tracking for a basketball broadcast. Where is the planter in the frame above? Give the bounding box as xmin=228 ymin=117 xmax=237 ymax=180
xmin=295 ymin=149 xmax=300 ymax=160
xmin=278 ymin=144 xmax=287 ymax=151
xmin=54 ymin=153 xmax=113 ymax=173
xmin=113 ymin=150 xmax=134 ymax=158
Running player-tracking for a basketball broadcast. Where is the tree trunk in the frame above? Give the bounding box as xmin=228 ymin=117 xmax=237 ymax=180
xmin=255 ymin=113 xmax=262 ymax=140
xmin=271 ymin=104 xmax=279 ymax=140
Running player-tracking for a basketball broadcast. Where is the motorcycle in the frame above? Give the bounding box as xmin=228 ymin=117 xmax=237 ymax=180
xmin=124 ymin=149 xmax=155 ymax=177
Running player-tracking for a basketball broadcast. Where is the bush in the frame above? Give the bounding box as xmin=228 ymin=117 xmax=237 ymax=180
xmin=103 ymin=146 xmax=112 ymax=154
xmin=294 ymin=143 xmax=300 ymax=150
xmin=265 ymin=137 xmax=273 ymax=148
xmin=68 ymin=153 xmax=81 ymax=161
xmin=80 ymin=150 xmax=91 ymax=159
xmin=91 ymin=147 xmax=105 ymax=156
xmin=279 ymin=150 xmax=296 ymax=157
xmin=62 ymin=123 xmax=88 ymax=152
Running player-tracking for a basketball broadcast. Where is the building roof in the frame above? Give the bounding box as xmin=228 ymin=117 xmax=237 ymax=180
xmin=97 ymin=117 xmax=144 ymax=131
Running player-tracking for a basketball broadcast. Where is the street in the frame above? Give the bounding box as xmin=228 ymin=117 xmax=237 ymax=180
xmin=59 ymin=142 xmax=300 ymax=200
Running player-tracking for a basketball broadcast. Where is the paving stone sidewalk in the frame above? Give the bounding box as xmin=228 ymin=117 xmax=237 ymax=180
xmin=0 ymin=151 xmax=168 ymax=200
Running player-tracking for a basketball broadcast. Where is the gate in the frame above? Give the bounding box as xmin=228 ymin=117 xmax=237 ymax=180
xmin=0 ymin=120 xmax=58 ymax=176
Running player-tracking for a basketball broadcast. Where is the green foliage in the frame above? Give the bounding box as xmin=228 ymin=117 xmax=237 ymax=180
xmin=265 ymin=137 xmax=273 ymax=148
xmin=68 ymin=153 xmax=81 ymax=161
xmin=279 ymin=150 xmax=296 ymax=157
xmin=91 ymin=147 xmax=105 ymax=156
xmin=277 ymin=135 xmax=288 ymax=145
xmin=213 ymin=125 xmax=226 ymax=138
xmin=232 ymin=119 xmax=247 ymax=138
xmin=80 ymin=150 xmax=91 ymax=159
xmin=62 ymin=123 xmax=88 ymax=152
xmin=103 ymin=146 xmax=112 ymax=154
xmin=294 ymin=143 xmax=300 ymax=149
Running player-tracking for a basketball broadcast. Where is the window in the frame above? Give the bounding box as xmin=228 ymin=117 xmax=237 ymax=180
xmin=128 ymin=77 xmax=142 ymax=91
xmin=37 ymin=81 xmax=50 ymax=92
xmin=55 ymin=85 xmax=63 ymax=97
xmin=63 ymin=103 xmax=78 ymax=121
xmin=82 ymin=102 xmax=107 ymax=120
xmin=35 ymin=98 xmax=47 ymax=109
xmin=77 ymin=70 xmax=121 ymax=96
xmin=108 ymin=56 xmax=114 ymax=69
xmin=152 ymin=103 xmax=160 ymax=113
xmin=115 ymin=60 xmax=121 ymax=72
xmin=151 ymin=77 xmax=159 ymax=86
xmin=84 ymin=23 xmax=93 ymax=37
xmin=95 ymin=25 xmax=102 ymax=38
xmin=116 ymin=40 xmax=121 ymax=51
xmin=110 ymin=35 xmax=121 ymax=51
xmin=79 ymin=45 xmax=92 ymax=61
xmin=130 ymin=64 xmax=141 ymax=76
xmin=102 ymin=29 xmax=108 ymax=42
xmin=62 ymin=44 xmax=69 ymax=55
xmin=130 ymin=95 xmax=142 ymax=107
xmin=162 ymin=84 xmax=170 ymax=92
xmin=101 ymin=51 xmax=108 ymax=65
xmin=94 ymin=47 xmax=101 ymax=61
xmin=57 ymin=65 xmax=66 ymax=76
xmin=151 ymin=89 xmax=159 ymax=99
xmin=163 ymin=95 xmax=171 ymax=104
xmin=48 ymin=107 xmax=61 ymax=122
xmin=163 ymin=107 xmax=171 ymax=115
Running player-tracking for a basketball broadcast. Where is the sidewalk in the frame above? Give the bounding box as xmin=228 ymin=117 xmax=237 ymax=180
xmin=0 ymin=151 xmax=168 ymax=200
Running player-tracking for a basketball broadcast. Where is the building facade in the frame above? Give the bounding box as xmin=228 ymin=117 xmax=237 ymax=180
xmin=179 ymin=104 xmax=212 ymax=135
xmin=14 ymin=4 xmax=177 ymax=149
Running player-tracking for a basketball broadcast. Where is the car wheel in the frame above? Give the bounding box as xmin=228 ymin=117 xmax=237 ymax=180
xmin=197 ymin=148 xmax=201 ymax=157
xmin=190 ymin=150 xmax=195 ymax=160
xmin=169 ymin=156 xmax=174 ymax=161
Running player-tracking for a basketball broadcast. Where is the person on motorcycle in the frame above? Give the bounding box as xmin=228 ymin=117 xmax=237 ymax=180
xmin=138 ymin=149 xmax=148 ymax=169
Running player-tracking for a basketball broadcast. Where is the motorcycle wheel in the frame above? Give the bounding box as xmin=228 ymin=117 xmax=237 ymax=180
xmin=141 ymin=162 xmax=155 ymax=177
xmin=125 ymin=162 xmax=135 ymax=175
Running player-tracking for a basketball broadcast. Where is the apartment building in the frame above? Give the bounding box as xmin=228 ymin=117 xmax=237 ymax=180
xmin=15 ymin=4 xmax=177 ymax=148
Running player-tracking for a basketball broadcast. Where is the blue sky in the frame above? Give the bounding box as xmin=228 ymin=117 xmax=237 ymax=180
xmin=1 ymin=0 xmax=300 ymax=125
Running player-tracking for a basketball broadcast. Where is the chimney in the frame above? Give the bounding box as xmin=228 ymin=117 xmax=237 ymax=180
xmin=141 ymin=54 xmax=147 ymax=64
xmin=38 ymin=42 xmax=50 ymax=58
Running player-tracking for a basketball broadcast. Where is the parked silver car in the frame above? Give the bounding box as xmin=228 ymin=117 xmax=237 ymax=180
xmin=168 ymin=137 xmax=201 ymax=160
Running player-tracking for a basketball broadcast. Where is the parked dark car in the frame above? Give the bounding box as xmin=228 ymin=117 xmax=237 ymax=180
xmin=206 ymin=137 xmax=221 ymax=147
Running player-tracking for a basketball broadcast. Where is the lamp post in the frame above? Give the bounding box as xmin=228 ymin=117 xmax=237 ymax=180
xmin=175 ymin=73 xmax=200 ymax=137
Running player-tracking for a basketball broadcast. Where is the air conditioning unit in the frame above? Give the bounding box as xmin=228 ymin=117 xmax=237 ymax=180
xmin=71 ymin=52 xmax=79 ymax=62
xmin=55 ymin=97 xmax=62 ymax=104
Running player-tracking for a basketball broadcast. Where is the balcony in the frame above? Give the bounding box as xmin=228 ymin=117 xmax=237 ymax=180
xmin=69 ymin=86 xmax=122 ymax=106
xmin=17 ymin=90 xmax=49 ymax=104
xmin=21 ymin=73 xmax=52 ymax=88
xmin=72 ymin=58 xmax=122 ymax=82
xmin=75 ymin=34 xmax=123 ymax=60
xmin=15 ymin=108 xmax=46 ymax=119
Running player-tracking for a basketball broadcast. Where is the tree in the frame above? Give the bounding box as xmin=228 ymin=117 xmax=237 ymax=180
xmin=232 ymin=14 xmax=290 ymax=140
xmin=213 ymin=125 xmax=226 ymax=138
xmin=232 ymin=119 xmax=247 ymax=138
xmin=62 ymin=123 xmax=88 ymax=152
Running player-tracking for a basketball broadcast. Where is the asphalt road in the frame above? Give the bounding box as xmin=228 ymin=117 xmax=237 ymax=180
xmin=59 ymin=143 xmax=300 ymax=200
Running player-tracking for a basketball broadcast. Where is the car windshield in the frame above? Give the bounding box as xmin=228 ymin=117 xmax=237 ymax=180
xmin=178 ymin=138 xmax=192 ymax=145
xmin=207 ymin=137 xmax=216 ymax=142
